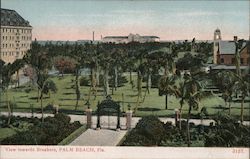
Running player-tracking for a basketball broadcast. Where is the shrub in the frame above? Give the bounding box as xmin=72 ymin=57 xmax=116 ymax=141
xmin=135 ymin=116 xmax=166 ymax=145
xmin=24 ymin=88 xmax=32 ymax=93
xmin=79 ymin=76 xmax=89 ymax=86
xmin=1 ymin=113 xmax=81 ymax=145
xmin=204 ymin=113 xmax=250 ymax=147
xmin=54 ymin=113 xmax=71 ymax=125
xmin=122 ymin=129 xmax=155 ymax=146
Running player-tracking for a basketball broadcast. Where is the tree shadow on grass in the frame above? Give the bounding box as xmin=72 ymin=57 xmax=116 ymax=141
xmin=16 ymin=101 xmax=29 ymax=104
xmin=62 ymin=92 xmax=75 ymax=95
xmin=19 ymin=95 xmax=29 ymax=98
xmin=58 ymin=98 xmax=76 ymax=101
xmin=126 ymin=94 xmax=138 ymax=97
xmin=137 ymin=107 xmax=161 ymax=111
xmin=29 ymin=97 xmax=50 ymax=100
xmin=232 ymin=99 xmax=250 ymax=103
xmin=211 ymin=105 xmax=228 ymax=110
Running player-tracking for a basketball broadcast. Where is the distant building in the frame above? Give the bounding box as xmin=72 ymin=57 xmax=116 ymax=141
xmin=213 ymin=28 xmax=249 ymax=66
xmin=102 ymin=33 xmax=160 ymax=43
xmin=0 ymin=8 xmax=32 ymax=64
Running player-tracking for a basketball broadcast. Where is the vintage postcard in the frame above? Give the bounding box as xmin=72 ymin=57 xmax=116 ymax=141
xmin=0 ymin=0 xmax=249 ymax=159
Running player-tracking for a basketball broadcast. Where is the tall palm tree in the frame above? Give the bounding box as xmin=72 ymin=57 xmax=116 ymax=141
xmin=158 ymin=74 xmax=177 ymax=109
xmin=234 ymin=75 xmax=249 ymax=124
xmin=213 ymin=71 xmax=236 ymax=115
xmin=174 ymin=80 xmax=186 ymax=130
xmin=183 ymin=73 xmax=206 ymax=147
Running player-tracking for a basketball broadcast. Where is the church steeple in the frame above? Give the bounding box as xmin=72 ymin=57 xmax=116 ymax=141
xmin=214 ymin=28 xmax=221 ymax=41
xmin=213 ymin=28 xmax=221 ymax=64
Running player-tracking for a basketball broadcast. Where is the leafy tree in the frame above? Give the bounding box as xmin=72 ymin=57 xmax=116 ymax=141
xmin=54 ymin=56 xmax=76 ymax=76
xmin=1 ymin=63 xmax=16 ymax=125
xmin=11 ymin=59 xmax=25 ymax=87
xmin=24 ymin=40 xmax=52 ymax=122
xmin=42 ymin=80 xmax=57 ymax=98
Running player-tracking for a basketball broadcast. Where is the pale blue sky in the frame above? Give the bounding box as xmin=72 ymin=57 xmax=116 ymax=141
xmin=2 ymin=0 xmax=249 ymax=40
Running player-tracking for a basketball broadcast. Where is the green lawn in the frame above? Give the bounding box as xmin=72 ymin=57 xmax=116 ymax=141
xmin=0 ymin=74 xmax=249 ymax=119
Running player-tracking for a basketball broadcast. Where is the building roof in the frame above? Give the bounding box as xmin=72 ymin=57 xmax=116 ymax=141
xmin=1 ymin=8 xmax=31 ymax=27
xmin=103 ymin=34 xmax=159 ymax=39
xmin=219 ymin=41 xmax=247 ymax=55
xmin=142 ymin=36 xmax=160 ymax=38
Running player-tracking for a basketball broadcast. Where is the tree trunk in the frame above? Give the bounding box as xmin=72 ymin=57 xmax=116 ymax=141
xmin=40 ymin=93 xmax=44 ymax=122
xmin=129 ymin=69 xmax=132 ymax=84
xmin=179 ymin=102 xmax=183 ymax=130
xmin=165 ymin=93 xmax=168 ymax=109
xmin=229 ymin=101 xmax=231 ymax=115
xmin=96 ymin=63 xmax=100 ymax=86
xmin=240 ymin=98 xmax=244 ymax=124
xmin=6 ymin=90 xmax=11 ymax=125
xmin=187 ymin=105 xmax=192 ymax=147
xmin=104 ymin=67 xmax=109 ymax=96
xmin=37 ymin=89 xmax=40 ymax=102
xmin=91 ymin=67 xmax=96 ymax=91
xmin=137 ymin=71 xmax=142 ymax=97
xmin=17 ymin=70 xmax=20 ymax=87
xmin=75 ymin=68 xmax=80 ymax=110
xmin=147 ymin=72 xmax=151 ymax=94
xmin=114 ymin=66 xmax=118 ymax=90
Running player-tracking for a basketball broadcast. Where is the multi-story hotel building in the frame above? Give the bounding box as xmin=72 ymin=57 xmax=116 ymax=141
xmin=102 ymin=33 xmax=160 ymax=43
xmin=0 ymin=8 xmax=32 ymax=64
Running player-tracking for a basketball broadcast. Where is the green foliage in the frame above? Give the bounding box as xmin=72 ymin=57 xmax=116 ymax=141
xmin=42 ymin=79 xmax=57 ymax=95
xmin=204 ymin=113 xmax=250 ymax=147
xmin=79 ymin=76 xmax=89 ymax=86
xmin=1 ymin=113 xmax=81 ymax=145
xmin=122 ymin=116 xmax=166 ymax=146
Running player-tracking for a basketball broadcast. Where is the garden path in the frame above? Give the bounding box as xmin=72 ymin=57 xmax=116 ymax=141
xmin=69 ymin=129 xmax=127 ymax=146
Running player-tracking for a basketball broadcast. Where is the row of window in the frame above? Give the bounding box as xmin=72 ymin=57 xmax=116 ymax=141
xmin=1 ymin=43 xmax=31 ymax=48
xmin=1 ymin=51 xmax=25 ymax=57
xmin=2 ymin=35 xmax=32 ymax=41
xmin=1 ymin=28 xmax=31 ymax=34
xmin=220 ymin=58 xmax=246 ymax=64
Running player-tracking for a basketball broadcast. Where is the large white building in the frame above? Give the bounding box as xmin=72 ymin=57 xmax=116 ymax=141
xmin=0 ymin=8 xmax=32 ymax=64
xmin=102 ymin=33 xmax=160 ymax=43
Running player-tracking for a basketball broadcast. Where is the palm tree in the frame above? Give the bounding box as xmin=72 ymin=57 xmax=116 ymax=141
xmin=213 ymin=71 xmax=236 ymax=115
xmin=183 ymin=73 xmax=206 ymax=147
xmin=234 ymin=75 xmax=249 ymax=124
xmin=158 ymin=74 xmax=177 ymax=109
xmin=174 ymin=80 xmax=186 ymax=130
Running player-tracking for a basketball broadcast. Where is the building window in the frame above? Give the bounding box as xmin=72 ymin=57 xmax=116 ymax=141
xmin=220 ymin=58 xmax=224 ymax=64
xmin=240 ymin=58 xmax=244 ymax=64
xmin=231 ymin=58 xmax=235 ymax=64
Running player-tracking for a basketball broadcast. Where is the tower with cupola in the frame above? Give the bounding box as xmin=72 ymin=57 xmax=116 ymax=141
xmin=213 ymin=28 xmax=221 ymax=64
